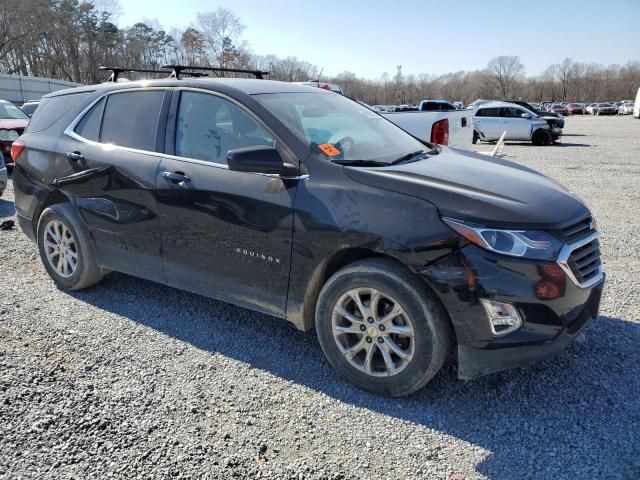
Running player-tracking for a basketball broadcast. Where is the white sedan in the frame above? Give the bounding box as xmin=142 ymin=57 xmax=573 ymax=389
xmin=618 ymin=103 xmax=635 ymax=115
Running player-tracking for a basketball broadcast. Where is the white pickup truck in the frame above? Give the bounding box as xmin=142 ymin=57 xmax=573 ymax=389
xmin=380 ymin=103 xmax=473 ymax=149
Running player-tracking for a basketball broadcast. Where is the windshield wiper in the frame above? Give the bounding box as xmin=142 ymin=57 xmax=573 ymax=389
xmin=331 ymin=159 xmax=389 ymax=167
xmin=389 ymin=149 xmax=430 ymax=165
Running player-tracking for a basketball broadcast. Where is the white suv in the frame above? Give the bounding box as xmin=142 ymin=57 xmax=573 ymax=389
xmin=473 ymin=101 xmax=560 ymax=146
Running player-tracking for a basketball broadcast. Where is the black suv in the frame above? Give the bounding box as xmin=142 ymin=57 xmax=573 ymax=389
xmin=12 ymin=75 xmax=604 ymax=395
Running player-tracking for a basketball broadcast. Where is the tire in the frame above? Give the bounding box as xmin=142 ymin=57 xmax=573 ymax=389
xmin=37 ymin=203 xmax=103 ymax=290
xmin=532 ymin=129 xmax=552 ymax=146
xmin=315 ymin=258 xmax=453 ymax=396
xmin=472 ymin=130 xmax=479 ymax=144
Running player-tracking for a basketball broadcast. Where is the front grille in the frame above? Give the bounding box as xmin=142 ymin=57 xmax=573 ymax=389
xmin=567 ymin=238 xmax=602 ymax=284
xmin=553 ymin=216 xmax=594 ymax=242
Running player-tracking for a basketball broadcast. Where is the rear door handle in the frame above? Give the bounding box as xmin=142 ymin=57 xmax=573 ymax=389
xmin=161 ymin=171 xmax=191 ymax=184
xmin=65 ymin=151 xmax=84 ymax=162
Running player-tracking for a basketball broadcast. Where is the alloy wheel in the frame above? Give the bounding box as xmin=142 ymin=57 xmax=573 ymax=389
xmin=43 ymin=220 xmax=78 ymax=278
xmin=331 ymin=287 xmax=415 ymax=377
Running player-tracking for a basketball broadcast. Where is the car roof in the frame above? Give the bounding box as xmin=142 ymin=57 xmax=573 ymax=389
xmin=477 ymin=101 xmax=524 ymax=109
xmin=43 ymin=77 xmax=329 ymax=99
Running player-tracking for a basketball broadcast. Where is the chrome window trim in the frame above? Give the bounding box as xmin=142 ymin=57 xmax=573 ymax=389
xmin=63 ymin=86 xmax=309 ymax=181
xmin=556 ymin=231 xmax=604 ymax=289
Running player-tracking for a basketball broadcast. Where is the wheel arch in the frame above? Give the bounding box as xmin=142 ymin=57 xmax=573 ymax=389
xmin=294 ymin=247 xmax=455 ymax=343
xmin=32 ymin=190 xmax=73 ymax=237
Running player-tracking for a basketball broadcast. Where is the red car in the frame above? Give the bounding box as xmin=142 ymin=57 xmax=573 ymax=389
xmin=548 ymin=104 xmax=569 ymax=115
xmin=0 ymin=100 xmax=29 ymax=168
xmin=566 ymin=103 xmax=584 ymax=115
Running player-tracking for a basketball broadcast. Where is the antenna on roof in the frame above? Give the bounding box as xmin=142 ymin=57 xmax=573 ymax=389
xmin=99 ymin=66 xmax=172 ymax=82
xmin=161 ymin=64 xmax=269 ymax=80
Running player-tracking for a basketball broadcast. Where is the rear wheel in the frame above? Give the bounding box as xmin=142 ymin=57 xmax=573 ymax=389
xmin=472 ymin=130 xmax=479 ymax=144
xmin=37 ymin=204 xmax=103 ymax=290
xmin=532 ymin=129 xmax=552 ymax=146
xmin=315 ymin=258 xmax=452 ymax=396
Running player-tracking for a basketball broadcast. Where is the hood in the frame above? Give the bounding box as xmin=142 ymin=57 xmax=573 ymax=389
xmin=343 ymin=147 xmax=589 ymax=229
xmin=0 ymin=119 xmax=28 ymax=130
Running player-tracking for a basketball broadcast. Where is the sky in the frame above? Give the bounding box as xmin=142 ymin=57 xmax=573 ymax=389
xmin=115 ymin=0 xmax=640 ymax=79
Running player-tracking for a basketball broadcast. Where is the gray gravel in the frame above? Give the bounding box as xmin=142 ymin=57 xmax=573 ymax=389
xmin=1 ymin=115 xmax=639 ymax=479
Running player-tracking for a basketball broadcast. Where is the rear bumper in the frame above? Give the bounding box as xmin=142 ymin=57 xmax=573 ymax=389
xmin=417 ymin=244 xmax=605 ymax=379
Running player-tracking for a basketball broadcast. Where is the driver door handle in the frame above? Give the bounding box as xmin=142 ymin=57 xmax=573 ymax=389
xmin=65 ymin=151 xmax=84 ymax=162
xmin=161 ymin=171 xmax=191 ymax=184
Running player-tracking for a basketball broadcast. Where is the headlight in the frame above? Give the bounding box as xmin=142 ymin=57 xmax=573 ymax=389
xmin=0 ymin=129 xmax=18 ymax=141
xmin=443 ymin=217 xmax=563 ymax=261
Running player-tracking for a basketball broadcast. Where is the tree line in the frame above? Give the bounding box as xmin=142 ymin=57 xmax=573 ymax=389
xmin=1 ymin=0 xmax=638 ymax=105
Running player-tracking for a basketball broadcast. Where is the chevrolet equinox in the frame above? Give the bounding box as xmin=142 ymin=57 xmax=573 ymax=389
xmin=12 ymin=74 xmax=604 ymax=395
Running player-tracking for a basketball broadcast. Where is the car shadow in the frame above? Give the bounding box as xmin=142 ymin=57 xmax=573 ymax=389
xmin=69 ymin=273 xmax=639 ymax=479
xmin=552 ymin=142 xmax=591 ymax=147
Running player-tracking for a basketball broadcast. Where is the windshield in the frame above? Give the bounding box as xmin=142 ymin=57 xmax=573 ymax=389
xmin=255 ymin=92 xmax=429 ymax=164
xmin=0 ymin=102 xmax=29 ymax=120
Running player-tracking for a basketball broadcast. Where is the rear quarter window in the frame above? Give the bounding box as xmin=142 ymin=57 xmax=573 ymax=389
xmin=74 ymin=97 xmax=106 ymax=142
xmin=26 ymin=92 xmax=92 ymax=133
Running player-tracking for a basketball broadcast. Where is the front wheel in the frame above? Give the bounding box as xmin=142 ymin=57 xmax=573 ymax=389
xmin=532 ymin=129 xmax=552 ymax=146
xmin=315 ymin=258 xmax=452 ymax=396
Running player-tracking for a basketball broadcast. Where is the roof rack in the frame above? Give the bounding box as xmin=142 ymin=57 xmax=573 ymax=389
xmin=161 ymin=64 xmax=269 ymax=80
xmin=99 ymin=66 xmax=173 ymax=82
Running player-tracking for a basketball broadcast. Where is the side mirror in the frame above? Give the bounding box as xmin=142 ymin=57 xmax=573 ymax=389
xmin=227 ymin=146 xmax=297 ymax=176
xmin=521 ymin=113 xmax=531 ymax=119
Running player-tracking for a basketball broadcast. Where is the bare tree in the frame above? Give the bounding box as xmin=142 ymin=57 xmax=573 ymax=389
xmin=197 ymin=8 xmax=244 ymax=68
xmin=487 ymin=55 xmax=525 ymax=99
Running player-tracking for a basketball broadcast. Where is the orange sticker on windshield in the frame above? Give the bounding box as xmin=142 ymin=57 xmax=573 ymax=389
xmin=318 ymin=143 xmax=341 ymax=156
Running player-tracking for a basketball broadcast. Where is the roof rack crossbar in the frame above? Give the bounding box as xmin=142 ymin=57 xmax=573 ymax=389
xmin=99 ymin=66 xmax=172 ymax=82
xmin=161 ymin=64 xmax=269 ymax=80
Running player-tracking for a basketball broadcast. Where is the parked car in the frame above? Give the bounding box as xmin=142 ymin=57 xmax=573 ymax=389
xmin=453 ymin=101 xmax=465 ymax=110
xmin=20 ymin=100 xmax=40 ymax=117
xmin=548 ymin=104 xmax=568 ymax=115
xmin=592 ymin=103 xmax=617 ymax=115
xmin=585 ymin=103 xmax=597 ymax=115
xmin=419 ymin=100 xmax=456 ymax=111
xmin=618 ymin=102 xmax=635 ymax=115
xmin=566 ymin=103 xmax=584 ymax=115
xmin=12 ymin=75 xmax=604 ymax=396
xmin=473 ymin=101 xmax=561 ymax=145
xmin=505 ymin=100 xmax=565 ymax=129
xmin=0 ymin=100 xmax=30 ymax=168
xmin=0 ymin=153 xmax=6 ymax=197
xmin=635 ymin=88 xmax=640 ymax=118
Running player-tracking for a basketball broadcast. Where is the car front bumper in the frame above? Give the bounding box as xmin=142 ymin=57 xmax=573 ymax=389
xmin=0 ymin=166 xmax=6 ymax=194
xmin=417 ymin=244 xmax=604 ymax=379
xmin=1 ymin=141 xmax=14 ymax=166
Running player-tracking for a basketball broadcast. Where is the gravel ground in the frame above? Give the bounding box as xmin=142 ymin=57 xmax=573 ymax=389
xmin=1 ymin=115 xmax=639 ymax=479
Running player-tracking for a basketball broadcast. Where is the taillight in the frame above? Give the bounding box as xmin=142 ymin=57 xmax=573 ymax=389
xmin=11 ymin=140 xmax=25 ymax=163
xmin=430 ymin=119 xmax=449 ymax=145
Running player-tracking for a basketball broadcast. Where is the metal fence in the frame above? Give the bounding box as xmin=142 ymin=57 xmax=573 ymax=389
xmin=0 ymin=74 xmax=81 ymax=105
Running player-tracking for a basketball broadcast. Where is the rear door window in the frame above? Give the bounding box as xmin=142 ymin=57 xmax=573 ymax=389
xmin=476 ymin=108 xmax=499 ymax=117
xmin=100 ymin=90 xmax=165 ymax=151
